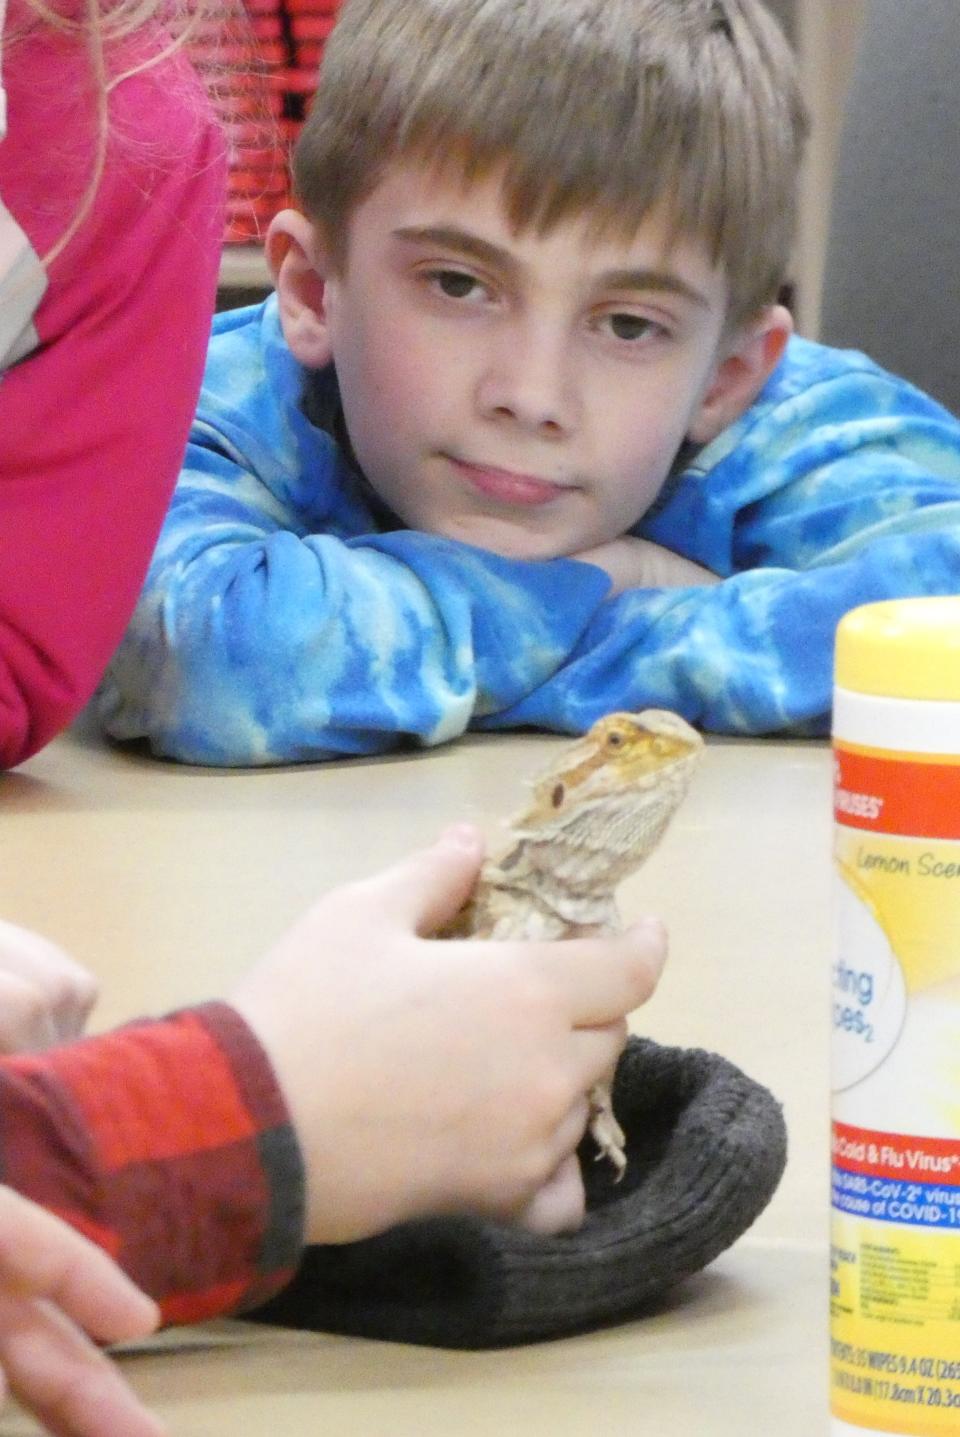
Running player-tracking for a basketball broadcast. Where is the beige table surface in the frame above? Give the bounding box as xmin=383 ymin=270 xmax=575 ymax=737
xmin=0 ymin=722 xmax=835 ymax=1434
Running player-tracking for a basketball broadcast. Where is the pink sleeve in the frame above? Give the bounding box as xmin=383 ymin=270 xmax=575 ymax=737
xmin=0 ymin=35 xmax=227 ymax=767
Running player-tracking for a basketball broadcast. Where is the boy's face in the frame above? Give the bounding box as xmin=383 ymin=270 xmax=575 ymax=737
xmin=292 ymin=162 xmax=756 ymax=560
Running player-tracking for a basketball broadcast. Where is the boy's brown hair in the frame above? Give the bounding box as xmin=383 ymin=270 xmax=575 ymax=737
xmin=294 ymin=0 xmax=808 ymax=329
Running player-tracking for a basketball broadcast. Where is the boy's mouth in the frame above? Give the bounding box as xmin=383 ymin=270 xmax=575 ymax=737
xmin=448 ymin=457 xmax=569 ymax=507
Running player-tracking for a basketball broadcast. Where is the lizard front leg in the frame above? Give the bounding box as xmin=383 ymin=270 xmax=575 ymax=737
xmin=588 ymin=1082 xmax=627 ymax=1180
xmin=551 ymin=917 xmax=627 ymax=1181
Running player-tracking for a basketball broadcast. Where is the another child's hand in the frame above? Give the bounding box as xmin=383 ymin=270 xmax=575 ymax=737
xmin=229 ymin=827 xmax=666 ymax=1244
xmin=572 ymin=536 xmax=719 ymax=595
xmin=0 ymin=922 xmax=98 ymax=1056
xmin=0 ymin=1185 xmax=163 ymax=1437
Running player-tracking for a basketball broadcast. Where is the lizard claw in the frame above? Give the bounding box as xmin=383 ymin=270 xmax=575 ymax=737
xmin=588 ymin=1082 xmax=627 ymax=1181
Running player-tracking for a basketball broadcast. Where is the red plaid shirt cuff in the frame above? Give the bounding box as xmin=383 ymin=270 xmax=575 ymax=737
xmin=0 ymin=1001 xmax=305 ymax=1324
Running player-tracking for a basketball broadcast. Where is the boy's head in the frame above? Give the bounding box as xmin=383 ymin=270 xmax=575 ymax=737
xmin=294 ymin=0 xmax=806 ymax=333
xmin=269 ymin=0 xmax=808 ymax=561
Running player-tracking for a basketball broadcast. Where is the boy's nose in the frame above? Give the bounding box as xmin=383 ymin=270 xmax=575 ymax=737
xmin=475 ymin=323 xmax=577 ymax=436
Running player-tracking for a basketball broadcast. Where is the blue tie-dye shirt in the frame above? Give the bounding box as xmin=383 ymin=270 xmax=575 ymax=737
xmin=99 ymin=297 xmax=960 ymax=765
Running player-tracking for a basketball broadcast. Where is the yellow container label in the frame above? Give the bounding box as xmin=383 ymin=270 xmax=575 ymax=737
xmin=831 ymin=742 xmax=960 ymax=1435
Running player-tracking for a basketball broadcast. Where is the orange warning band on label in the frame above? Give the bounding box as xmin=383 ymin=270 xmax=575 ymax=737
xmin=833 ymin=1121 xmax=960 ymax=1185
xmin=834 ymin=744 xmax=960 ymax=839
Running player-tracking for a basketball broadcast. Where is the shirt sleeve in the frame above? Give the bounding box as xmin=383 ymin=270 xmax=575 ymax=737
xmin=98 ymin=306 xmax=613 ymax=765
xmin=0 ymin=35 xmax=226 ymax=769
xmin=102 ymin=489 xmax=612 ymax=765
xmin=0 ymin=1003 xmax=305 ymax=1325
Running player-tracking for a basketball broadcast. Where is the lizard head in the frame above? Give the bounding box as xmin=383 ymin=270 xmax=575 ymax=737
xmin=513 ymin=709 xmax=704 ymax=831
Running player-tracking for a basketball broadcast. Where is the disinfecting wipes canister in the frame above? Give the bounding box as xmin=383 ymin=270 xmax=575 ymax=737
xmin=831 ymin=598 xmax=960 ymax=1437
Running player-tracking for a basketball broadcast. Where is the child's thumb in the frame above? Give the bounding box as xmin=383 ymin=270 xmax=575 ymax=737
xmin=377 ymin=824 xmax=485 ymax=935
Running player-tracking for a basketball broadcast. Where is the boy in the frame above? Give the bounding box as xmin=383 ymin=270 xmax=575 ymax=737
xmin=101 ymin=0 xmax=960 ymax=766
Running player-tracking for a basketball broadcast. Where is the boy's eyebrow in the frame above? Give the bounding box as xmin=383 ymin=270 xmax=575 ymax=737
xmin=598 ymin=267 xmax=712 ymax=311
xmin=392 ymin=225 xmax=712 ymax=309
xmin=392 ymin=224 xmax=521 ymax=276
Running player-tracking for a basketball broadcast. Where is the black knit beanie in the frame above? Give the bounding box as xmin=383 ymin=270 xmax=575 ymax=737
xmin=252 ymin=1037 xmax=787 ymax=1349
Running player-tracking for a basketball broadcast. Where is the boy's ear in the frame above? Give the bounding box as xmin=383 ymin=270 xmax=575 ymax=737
xmin=266 ymin=209 xmax=335 ymax=370
xmin=687 ymin=304 xmax=793 ymax=446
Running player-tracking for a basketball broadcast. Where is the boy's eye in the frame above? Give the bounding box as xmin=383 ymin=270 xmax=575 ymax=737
xmin=429 ymin=269 xmax=483 ymax=300
xmin=606 ymin=312 xmax=658 ymax=342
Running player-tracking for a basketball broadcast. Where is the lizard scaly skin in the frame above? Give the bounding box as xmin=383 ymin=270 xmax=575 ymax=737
xmin=444 ymin=710 xmax=704 ymax=1180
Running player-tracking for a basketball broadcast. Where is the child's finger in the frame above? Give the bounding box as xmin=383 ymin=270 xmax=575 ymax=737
xmin=0 ymin=1294 xmax=166 ymax=1437
xmin=0 ymin=923 xmax=98 ymax=1005
xmin=0 ymin=973 xmax=59 ymax=1055
xmin=0 ymin=1188 xmax=159 ymax=1346
xmin=0 ymin=923 xmax=98 ymax=1053
xmin=567 ymin=1022 xmax=630 ymax=1097
xmin=523 ymin=918 xmax=668 ymax=1027
xmin=515 ymin=1153 xmax=586 ymax=1236
xmin=350 ymin=825 xmax=486 ymax=933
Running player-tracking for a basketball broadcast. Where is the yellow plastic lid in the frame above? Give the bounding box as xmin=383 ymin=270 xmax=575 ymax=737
xmin=836 ymin=597 xmax=960 ymax=700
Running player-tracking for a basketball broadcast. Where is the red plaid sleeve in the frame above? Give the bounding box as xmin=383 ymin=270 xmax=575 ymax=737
xmin=0 ymin=1002 xmax=305 ymax=1325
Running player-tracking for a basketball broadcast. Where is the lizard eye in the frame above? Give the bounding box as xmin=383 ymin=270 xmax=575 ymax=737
xmin=551 ymin=782 xmax=565 ymax=808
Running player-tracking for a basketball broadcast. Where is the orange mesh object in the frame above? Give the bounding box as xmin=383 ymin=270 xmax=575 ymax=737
xmin=189 ymin=0 xmax=344 ymax=245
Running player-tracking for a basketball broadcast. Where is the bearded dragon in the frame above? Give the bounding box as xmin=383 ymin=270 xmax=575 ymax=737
xmin=445 ymin=709 xmax=704 ymax=1179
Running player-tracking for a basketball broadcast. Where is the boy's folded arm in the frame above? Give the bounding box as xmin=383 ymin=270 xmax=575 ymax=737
xmin=98 ymin=448 xmax=612 ymax=766
xmin=493 ymin=521 xmax=960 ymax=738
xmin=632 ymin=351 xmax=960 ymax=567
